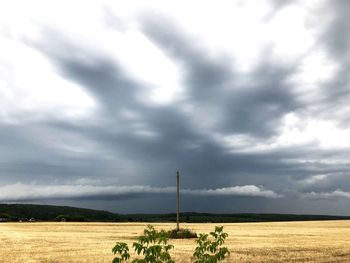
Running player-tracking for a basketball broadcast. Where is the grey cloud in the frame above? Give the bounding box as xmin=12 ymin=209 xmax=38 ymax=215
xmin=321 ymin=0 xmax=350 ymax=60
xmin=269 ymin=0 xmax=295 ymax=11
xmin=17 ymin=26 xmax=350 ymax=208
xmin=302 ymin=0 xmax=350 ymax=125
xmin=2 ymin=1 xmax=350 ymax=215
xmin=140 ymin=15 xmax=299 ymax=138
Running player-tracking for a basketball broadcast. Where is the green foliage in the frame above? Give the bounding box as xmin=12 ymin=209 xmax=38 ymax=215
xmin=132 ymin=225 xmax=174 ymax=263
xmin=112 ymin=242 xmax=130 ymax=263
xmin=192 ymin=226 xmax=229 ymax=263
xmin=166 ymin=228 xmax=197 ymax=239
xmin=112 ymin=225 xmax=229 ymax=263
xmin=112 ymin=225 xmax=174 ymax=263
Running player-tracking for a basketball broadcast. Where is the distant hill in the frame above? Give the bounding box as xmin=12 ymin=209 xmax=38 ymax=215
xmin=124 ymin=212 xmax=350 ymax=223
xmin=1 ymin=204 xmax=350 ymax=222
xmin=0 ymin=204 xmax=122 ymax=222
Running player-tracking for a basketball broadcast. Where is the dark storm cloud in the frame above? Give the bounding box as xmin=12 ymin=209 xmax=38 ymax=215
xmin=34 ymin=24 xmax=343 ymax=192
xmin=2 ymin=0 xmax=350 ymax=214
xmin=37 ymin=45 xmax=303 ymax=191
xmin=21 ymin=27 xmax=298 ymax=191
xmin=0 ymin=122 xmax=112 ymax=184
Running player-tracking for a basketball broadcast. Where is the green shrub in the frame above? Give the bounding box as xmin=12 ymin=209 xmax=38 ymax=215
xmin=112 ymin=225 xmax=229 ymax=263
xmin=192 ymin=226 xmax=229 ymax=263
xmin=112 ymin=225 xmax=174 ymax=263
xmin=112 ymin=242 xmax=130 ymax=263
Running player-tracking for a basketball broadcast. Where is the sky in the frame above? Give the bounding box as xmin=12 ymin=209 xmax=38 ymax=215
xmin=1 ymin=0 xmax=350 ymax=215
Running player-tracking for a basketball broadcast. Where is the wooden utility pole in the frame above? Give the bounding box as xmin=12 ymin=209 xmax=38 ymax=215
xmin=176 ymin=171 xmax=180 ymax=231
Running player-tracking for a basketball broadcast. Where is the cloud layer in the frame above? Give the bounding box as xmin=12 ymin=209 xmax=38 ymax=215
xmin=1 ymin=0 xmax=350 ymax=214
xmin=0 ymin=183 xmax=280 ymax=201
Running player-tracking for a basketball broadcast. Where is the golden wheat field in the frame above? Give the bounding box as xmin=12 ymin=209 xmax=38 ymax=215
xmin=1 ymin=221 xmax=350 ymax=263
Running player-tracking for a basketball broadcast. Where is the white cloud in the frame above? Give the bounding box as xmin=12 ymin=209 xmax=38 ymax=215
xmin=292 ymin=49 xmax=338 ymax=90
xmin=302 ymin=190 xmax=350 ymax=200
xmin=218 ymin=112 xmax=350 ymax=154
xmin=266 ymin=3 xmax=316 ymax=61
xmin=107 ymin=30 xmax=183 ymax=105
xmin=0 ymin=37 xmax=97 ymax=123
xmin=280 ymin=117 xmax=350 ymax=149
xmin=299 ymin=174 xmax=329 ymax=185
xmin=0 ymin=183 xmax=281 ymax=201
xmin=183 ymin=185 xmax=282 ymax=198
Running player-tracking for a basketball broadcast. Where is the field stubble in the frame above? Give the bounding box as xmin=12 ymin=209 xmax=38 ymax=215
xmin=1 ymin=221 xmax=350 ymax=262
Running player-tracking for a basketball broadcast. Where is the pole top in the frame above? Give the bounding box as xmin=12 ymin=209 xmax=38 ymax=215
xmin=176 ymin=171 xmax=180 ymax=176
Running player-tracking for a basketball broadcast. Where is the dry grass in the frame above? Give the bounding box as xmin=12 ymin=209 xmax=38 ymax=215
xmin=1 ymin=221 xmax=350 ymax=262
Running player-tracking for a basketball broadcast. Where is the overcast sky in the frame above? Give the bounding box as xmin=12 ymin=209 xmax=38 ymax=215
xmin=1 ymin=0 xmax=350 ymax=214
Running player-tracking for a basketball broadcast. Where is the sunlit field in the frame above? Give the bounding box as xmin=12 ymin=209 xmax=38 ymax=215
xmin=1 ymin=221 xmax=350 ymax=262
